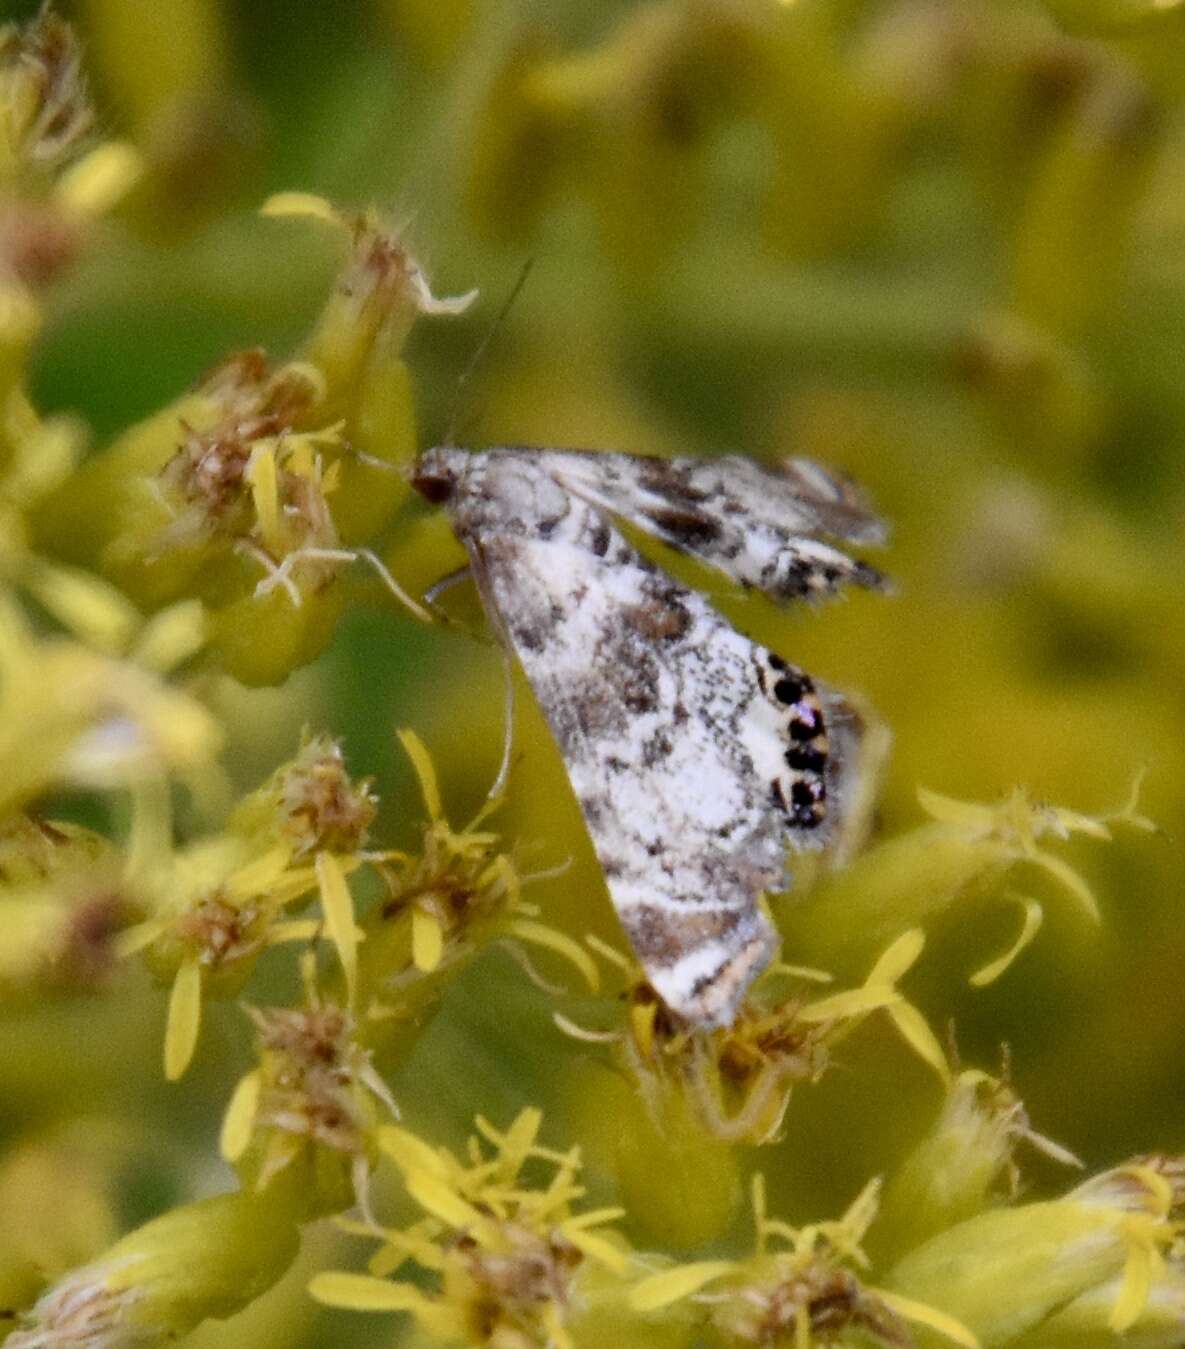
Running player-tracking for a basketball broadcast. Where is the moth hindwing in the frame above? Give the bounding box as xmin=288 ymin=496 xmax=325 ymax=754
xmin=412 ymin=446 xmax=885 ymax=1027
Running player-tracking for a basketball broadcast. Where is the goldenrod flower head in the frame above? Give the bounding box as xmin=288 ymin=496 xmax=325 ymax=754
xmin=0 ymin=12 xmax=140 ymax=291
xmin=0 ymin=596 xmax=220 ymax=814
xmin=5 ymin=1189 xmax=300 ymax=1349
xmin=875 ymin=1067 xmax=1082 ymax=1261
xmin=888 ymin=1154 xmax=1185 ymax=1343
xmin=0 ymin=13 xmax=92 ymax=181
xmin=231 ymin=732 xmax=376 ymax=860
xmin=361 ymin=730 xmax=596 ymax=1020
xmin=632 ymin=1175 xmax=978 ymax=1348
xmin=147 ymin=351 xmax=341 ymax=579
xmin=782 ymin=774 xmax=1155 ymax=979
xmin=0 ymin=813 xmax=132 ymax=1000
xmin=311 ymin=1108 xmax=628 ymax=1348
xmin=261 ymin=193 xmax=476 ymax=358
xmin=118 ymin=835 xmax=311 ymax=1080
xmin=565 ymin=930 xmax=945 ymax=1145
xmin=221 ymin=969 xmax=398 ymax=1206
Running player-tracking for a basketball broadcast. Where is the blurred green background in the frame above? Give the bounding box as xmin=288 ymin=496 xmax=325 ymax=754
xmin=5 ymin=0 xmax=1185 ymax=1344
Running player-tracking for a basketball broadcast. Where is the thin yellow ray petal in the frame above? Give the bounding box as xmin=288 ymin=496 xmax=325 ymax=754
xmin=227 ymin=846 xmax=291 ymax=900
xmin=799 ymin=987 xmax=900 ymax=1023
xmin=220 ymin=1070 xmax=262 ymax=1161
xmin=164 ymin=958 xmax=203 ymax=1082
xmin=969 ymin=897 xmax=1043 ymax=987
xmin=248 ymin=444 xmax=281 ymax=553
xmin=916 ymin=787 xmax=994 ymax=831
xmin=308 ymin=1273 xmax=430 ymax=1313
xmin=629 ymin=1261 xmax=737 ymax=1312
xmin=261 ymin=193 xmax=345 ymax=226
xmin=867 ymin=928 xmax=926 ymax=986
xmin=316 ymin=851 xmax=357 ymax=1007
xmin=888 ymin=1003 xmax=950 ymax=1082
xmin=876 ymin=1290 xmax=980 ymax=1347
xmin=1028 ymin=850 xmax=1101 ymax=923
xmin=396 ymin=728 xmax=442 ymax=820
xmin=504 ymin=919 xmax=600 ymax=990
xmin=411 ymin=907 xmax=444 ymax=973
xmin=404 ymin=1170 xmax=484 ymax=1230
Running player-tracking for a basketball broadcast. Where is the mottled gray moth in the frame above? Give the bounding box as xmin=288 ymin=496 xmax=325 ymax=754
xmin=412 ymin=446 xmax=887 ymax=1027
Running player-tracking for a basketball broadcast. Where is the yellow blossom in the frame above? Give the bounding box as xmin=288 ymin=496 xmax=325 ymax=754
xmin=559 ymin=929 xmax=945 ymax=1146
xmin=777 ymin=777 xmax=1155 ymax=981
xmin=220 ymin=955 xmax=398 ymax=1214
xmin=356 ymin=729 xmax=596 ymax=1064
xmin=311 ymin=1108 xmax=629 ymax=1348
xmin=631 ymin=1174 xmax=979 ymax=1348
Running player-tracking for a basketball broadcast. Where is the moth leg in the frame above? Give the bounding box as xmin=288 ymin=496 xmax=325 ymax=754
xmin=248 ymin=545 xmax=432 ymax=623
xmin=487 ymin=645 xmax=516 ymax=802
xmin=423 ymin=564 xmax=472 ymax=619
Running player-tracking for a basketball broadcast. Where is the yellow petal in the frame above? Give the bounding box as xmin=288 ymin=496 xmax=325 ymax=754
xmin=260 ymin=193 xmax=345 ymax=227
xmin=316 ymin=851 xmax=357 ymax=1007
xmin=309 ymin=1272 xmax=431 ymax=1313
xmin=265 ymin=919 xmax=323 ymax=945
xmin=504 ymin=918 xmax=600 ymax=991
xmin=799 ymin=987 xmax=900 ymax=1023
xmin=876 ymin=1289 xmax=980 ymax=1347
xmin=916 ymin=787 xmax=994 ymax=832
xmin=220 ymin=1070 xmax=262 ymax=1162
xmin=969 ymin=897 xmax=1043 ymax=987
xmin=227 ymin=846 xmax=291 ymax=900
xmin=26 ymin=563 xmax=140 ymax=654
xmin=112 ymin=917 xmax=170 ymax=959
xmin=247 ymin=444 xmax=281 ymax=554
xmin=404 ymin=1169 xmax=484 ymax=1230
xmin=1028 ymin=850 xmax=1101 ymax=923
xmin=378 ymin=1126 xmax=450 ymax=1179
xmin=55 ymin=141 xmax=142 ymax=215
xmin=411 ymin=906 xmax=444 ymax=973
xmin=396 ymin=728 xmax=442 ymax=820
xmin=888 ymin=1002 xmax=950 ymax=1082
xmin=629 ymin=1260 xmax=737 ymax=1312
xmin=1110 ymin=1238 xmax=1159 ymax=1333
xmin=563 ymin=1225 xmax=628 ymax=1274
xmin=132 ymin=600 xmax=206 ymax=673
xmin=164 ymin=958 xmax=203 ymax=1081
xmin=867 ymin=928 xmax=926 ymax=986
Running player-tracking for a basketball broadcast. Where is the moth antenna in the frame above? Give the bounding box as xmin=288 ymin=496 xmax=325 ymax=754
xmin=444 ymin=256 xmax=535 ymax=448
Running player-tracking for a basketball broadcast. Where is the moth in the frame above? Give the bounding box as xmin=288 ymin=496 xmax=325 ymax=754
xmin=412 ymin=446 xmax=887 ymax=1027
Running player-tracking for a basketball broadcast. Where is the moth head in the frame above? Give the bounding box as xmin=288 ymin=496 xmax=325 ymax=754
xmin=411 ymin=446 xmax=462 ymax=504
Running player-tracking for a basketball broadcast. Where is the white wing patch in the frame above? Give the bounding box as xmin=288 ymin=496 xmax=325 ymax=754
xmin=412 ymin=446 xmax=883 ymax=1026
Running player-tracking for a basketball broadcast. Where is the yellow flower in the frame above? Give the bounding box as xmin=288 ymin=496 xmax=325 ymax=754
xmin=311 ymin=1108 xmax=629 ymax=1349
xmin=220 ymin=954 xmax=399 ymax=1214
xmin=5 ymin=1186 xmax=301 ymax=1349
xmin=356 ymin=729 xmax=597 ymax=1060
xmin=0 ymin=813 xmax=133 ymax=1002
xmin=888 ymin=1155 xmax=1185 ymax=1344
xmin=778 ymin=776 xmax=1155 ymax=982
xmin=631 ymin=1174 xmax=979 ymax=1348
xmin=117 ymin=823 xmax=332 ymax=1081
xmin=875 ymin=1067 xmax=1082 ymax=1263
xmin=230 ymin=731 xmax=377 ymax=861
xmin=560 ymin=929 xmax=946 ymax=1145
xmin=0 ymin=11 xmax=141 ymax=291
xmin=0 ymin=594 xmax=220 ymax=816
